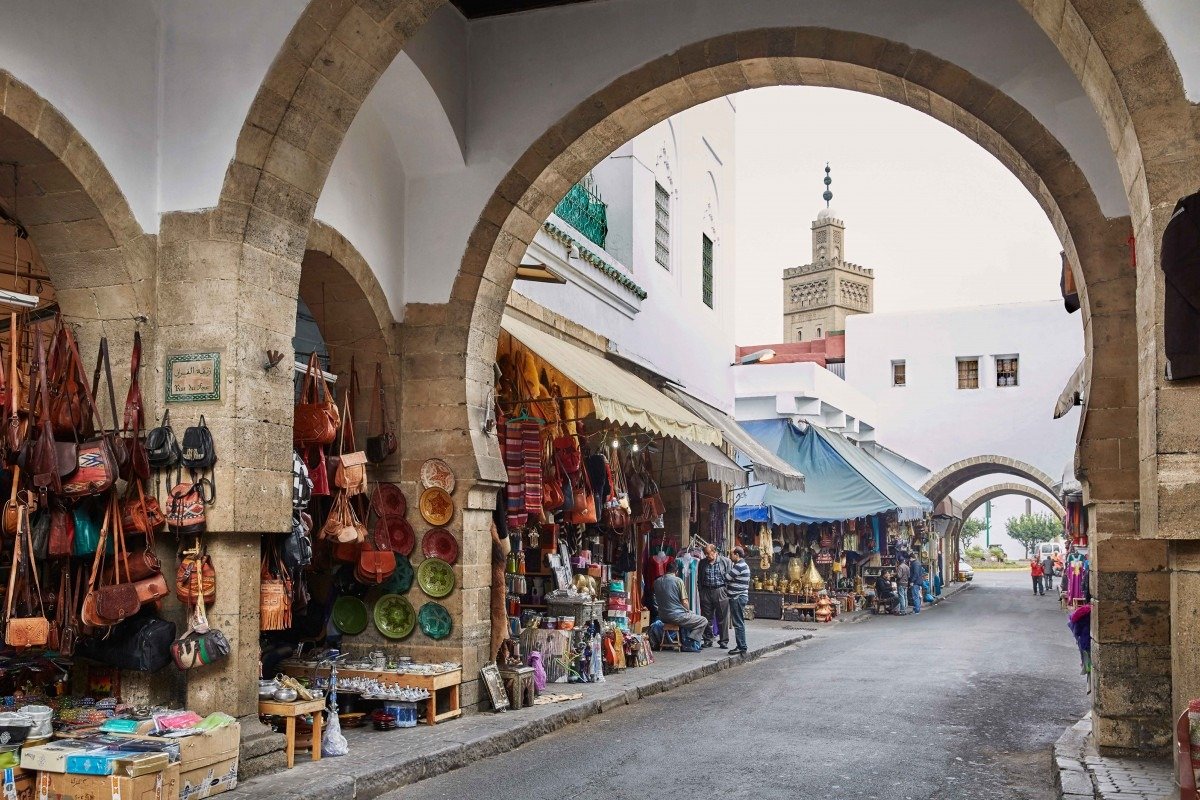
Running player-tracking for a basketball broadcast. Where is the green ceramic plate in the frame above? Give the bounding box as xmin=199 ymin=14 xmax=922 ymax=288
xmin=381 ymin=555 xmax=414 ymax=594
xmin=418 ymin=602 xmax=452 ymax=640
xmin=332 ymin=596 xmax=368 ymax=636
xmin=373 ymin=594 xmax=416 ymax=640
xmin=417 ymin=557 xmax=455 ymax=599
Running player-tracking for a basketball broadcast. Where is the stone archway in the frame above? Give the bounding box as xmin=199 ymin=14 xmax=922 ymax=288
xmin=961 ymin=482 xmax=1066 ymax=525
xmin=921 ymin=456 xmax=1060 ymax=508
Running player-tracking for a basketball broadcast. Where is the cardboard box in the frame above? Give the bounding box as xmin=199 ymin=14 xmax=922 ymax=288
xmin=1 ymin=766 xmax=35 ymax=800
xmin=178 ymin=757 xmax=236 ymax=800
xmin=36 ymin=763 xmax=180 ymax=800
xmin=117 ymin=724 xmax=238 ymax=773
xmin=20 ymin=743 xmax=107 ymax=774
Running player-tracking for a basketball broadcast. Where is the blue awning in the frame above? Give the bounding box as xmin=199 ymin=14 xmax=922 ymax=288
xmin=734 ymin=420 xmax=932 ymax=525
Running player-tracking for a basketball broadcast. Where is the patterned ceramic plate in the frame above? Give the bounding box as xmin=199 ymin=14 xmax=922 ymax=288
xmin=381 ymin=554 xmax=414 ymax=594
xmin=372 ymin=482 xmax=407 ymax=518
xmin=418 ymin=602 xmax=453 ymax=640
xmin=421 ymin=528 xmax=459 ymax=564
xmin=377 ymin=515 xmax=415 ymax=556
xmin=373 ymin=594 xmax=416 ymax=640
xmin=332 ymin=596 xmax=369 ymax=635
xmin=419 ymin=487 xmax=454 ymax=526
xmin=417 ymin=557 xmax=455 ymax=598
xmin=420 ymin=458 xmax=456 ymax=493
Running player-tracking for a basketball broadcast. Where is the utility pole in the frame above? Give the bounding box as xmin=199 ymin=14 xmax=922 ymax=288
xmin=985 ymin=500 xmax=991 ymax=549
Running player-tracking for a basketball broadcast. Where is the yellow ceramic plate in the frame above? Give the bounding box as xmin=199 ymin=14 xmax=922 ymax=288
xmin=419 ymin=487 xmax=454 ymax=526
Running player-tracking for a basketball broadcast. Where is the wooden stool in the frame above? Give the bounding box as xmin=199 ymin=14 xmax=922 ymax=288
xmin=259 ymin=697 xmax=325 ymax=769
xmin=499 ymin=666 xmax=536 ymax=710
xmin=659 ymin=623 xmax=682 ymax=652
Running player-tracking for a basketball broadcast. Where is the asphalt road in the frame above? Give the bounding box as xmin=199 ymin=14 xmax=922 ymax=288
xmin=391 ymin=570 xmax=1089 ymax=800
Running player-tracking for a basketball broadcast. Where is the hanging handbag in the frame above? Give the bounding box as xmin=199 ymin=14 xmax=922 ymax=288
xmin=2 ymin=475 xmax=33 ymax=537
xmin=354 ymin=521 xmax=395 ymax=585
xmin=48 ymin=498 xmax=75 ymax=557
xmin=305 ymin=445 xmax=329 ymax=497
xmin=365 ymin=362 xmax=397 ymax=463
xmin=81 ymin=497 xmax=140 ymax=628
xmin=259 ymin=549 xmax=292 ymax=631
xmin=72 ymin=501 xmax=101 ymax=556
xmin=56 ymin=564 xmax=78 ymax=657
xmin=293 ymin=352 xmax=340 ymax=446
xmin=89 ymin=336 xmax=129 ymax=478
xmin=292 ymin=449 xmax=312 ymax=509
xmin=120 ymin=331 xmax=150 ymax=481
xmin=541 ymin=434 xmax=564 ymax=512
xmin=180 ymin=415 xmax=216 ymax=471
xmin=328 ymin=393 xmax=368 ymax=496
xmin=166 ymin=476 xmax=211 ymax=536
xmin=47 ymin=323 xmax=92 ymax=439
xmin=175 ymin=541 xmax=216 ymax=606
xmin=53 ymin=335 xmax=120 ymax=499
xmin=281 ymin=510 xmax=313 ymax=574
xmin=320 ymin=491 xmax=366 ymax=544
xmin=171 ymin=561 xmax=229 ymax=670
xmin=563 ymin=445 xmax=597 ymax=525
xmin=5 ymin=504 xmax=50 ymax=647
xmin=121 ymin=480 xmax=165 ymax=536
xmin=29 ymin=328 xmax=69 ymax=494
xmin=145 ymin=409 xmax=181 ymax=470
xmin=4 ymin=313 xmax=25 ymax=462
xmin=75 ymin=612 xmax=175 ymax=673
xmin=30 ymin=509 xmax=49 ymax=560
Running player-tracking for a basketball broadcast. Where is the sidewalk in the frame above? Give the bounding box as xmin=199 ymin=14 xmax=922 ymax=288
xmin=1055 ymin=715 xmax=1175 ymax=800
xmin=238 ymin=623 xmax=811 ymax=800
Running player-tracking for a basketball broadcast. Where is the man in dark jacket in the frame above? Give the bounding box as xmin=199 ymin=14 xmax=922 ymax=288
xmin=909 ymin=556 xmax=925 ymax=614
xmin=698 ymin=544 xmax=731 ymax=648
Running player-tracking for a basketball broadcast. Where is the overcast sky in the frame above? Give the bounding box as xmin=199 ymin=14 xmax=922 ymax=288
xmin=733 ymin=86 xmax=1065 ymax=346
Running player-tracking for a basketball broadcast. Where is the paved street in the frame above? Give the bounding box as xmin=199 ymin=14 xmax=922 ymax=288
xmin=391 ymin=571 xmax=1089 ymax=800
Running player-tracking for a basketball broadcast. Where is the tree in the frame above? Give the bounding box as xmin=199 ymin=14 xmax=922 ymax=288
xmin=1006 ymin=512 xmax=1061 ymax=558
xmin=960 ymin=517 xmax=985 ymax=549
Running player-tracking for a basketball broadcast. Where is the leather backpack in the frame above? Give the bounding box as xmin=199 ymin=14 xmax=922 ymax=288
xmin=175 ymin=541 xmax=216 ymax=607
xmin=166 ymin=477 xmax=211 ymax=537
xmin=145 ymin=409 xmax=181 ymax=470
xmin=180 ymin=415 xmax=216 ymax=471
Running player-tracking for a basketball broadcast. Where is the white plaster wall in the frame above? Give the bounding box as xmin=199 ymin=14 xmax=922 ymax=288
xmin=733 ymin=360 xmax=878 ymax=440
xmin=0 ymin=0 xmax=161 ymax=231
xmin=1142 ymin=0 xmax=1200 ymax=103
xmin=843 ymin=300 xmax=1083 ymax=547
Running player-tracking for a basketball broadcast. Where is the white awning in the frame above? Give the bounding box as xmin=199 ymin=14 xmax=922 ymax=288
xmin=664 ymin=387 xmax=806 ymax=492
xmin=677 ymin=439 xmax=750 ymax=489
xmin=501 ymin=315 xmax=722 ymax=446
xmin=1054 ymin=359 xmax=1087 ymax=419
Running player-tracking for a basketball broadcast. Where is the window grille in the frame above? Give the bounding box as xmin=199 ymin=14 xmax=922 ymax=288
xmin=654 ymin=182 xmax=670 ymax=269
xmin=701 ymin=234 xmax=714 ymax=309
xmin=957 ymin=358 xmax=980 ymax=389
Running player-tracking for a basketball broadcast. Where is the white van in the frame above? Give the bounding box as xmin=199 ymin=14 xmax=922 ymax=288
xmin=1035 ymin=542 xmax=1063 ymax=559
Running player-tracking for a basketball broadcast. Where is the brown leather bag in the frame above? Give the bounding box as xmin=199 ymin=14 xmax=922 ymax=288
xmin=321 ymin=491 xmax=366 ymax=544
xmin=293 ymin=352 xmax=339 ymax=446
xmin=47 ymin=498 xmax=74 ymax=557
xmin=329 ymin=391 xmax=367 ymax=497
xmin=365 ymin=362 xmax=397 ymax=464
xmin=3 ymin=312 xmax=24 ymax=461
xmin=55 ymin=563 xmax=78 ymax=657
xmin=259 ymin=549 xmax=292 ymax=632
xmin=47 ymin=324 xmax=91 ymax=439
xmin=5 ymin=505 xmax=50 ymax=648
xmin=29 ymin=327 xmax=66 ymax=495
xmin=175 ymin=542 xmax=216 ymax=606
xmin=354 ymin=526 xmax=395 ymax=585
xmin=120 ymin=331 xmax=149 ymax=481
xmin=121 ymin=480 xmax=165 ymax=536
xmin=82 ymin=496 xmax=140 ymax=628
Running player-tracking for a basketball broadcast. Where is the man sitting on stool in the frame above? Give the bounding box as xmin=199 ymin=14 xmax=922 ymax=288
xmin=874 ymin=570 xmax=899 ymax=615
xmin=653 ymin=571 xmax=708 ymax=647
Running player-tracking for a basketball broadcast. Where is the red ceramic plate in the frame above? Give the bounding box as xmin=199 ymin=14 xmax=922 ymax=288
xmin=372 ymin=482 xmax=407 ymax=518
xmin=376 ymin=516 xmax=415 ymax=556
xmin=421 ymin=528 xmax=459 ymax=564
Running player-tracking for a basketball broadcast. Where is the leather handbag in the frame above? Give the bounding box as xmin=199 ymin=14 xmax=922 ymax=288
xmin=120 ymin=331 xmax=150 ymax=481
xmin=166 ymin=477 xmax=211 ymax=536
xmin=48 ymin=499 xmax=74 ymax=557
xmin=82 ymin=497 xmax=140 ymax=628
xmin=354 ymin=522 xmax=395 ymax=585
xmin=563 ymin=446 xmax=597 ymax=525
xmin=320 ymin=491 xmax=366 ymax=544
xmin=293 ymin=352 xmax=339 ymax=446
xmin=259 ymin=549 xmax=292 ymax=632
xmin=365 ymin=362 xmax=397 ymax=463
xmin=5 ymin=504 xmax=50 ymax=648
xmin=75 ymin=612 xmax=175 ymax=673
xmin=53 ymin=335 xmax=120 ymax=499
xmin=4 ymin=313 xmax=25 ymax=462
xmin=72 ymin=502 xmax=101 ymax=556
xmin=30 ymin=328 xmax=67 ymax=494
xmin=2 ymin=478 xmax=33 ymax=537
xmin=47 ymin=324 xmax=92 ymax=439
xmin=175 ymin=541 xmax=216 ymax=606
xmin=121 ymin=480 xmax=165 ymax=536
xmin=88 ymin=336 xmax=128 ymax=478
xmin=145 ymin=409 xmax=181 ymax=470
xmin=329 ymin=394 xmax=367 ymax=496
xmin=171 ymin=561 xmax=229 ymax=670
xmin=282 ymin=511 xmax=313 ymax=574
xmin=56 ymin=564 xmax=79 ymax=657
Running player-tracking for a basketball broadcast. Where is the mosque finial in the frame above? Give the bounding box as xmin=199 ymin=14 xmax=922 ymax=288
xmin=822 ymin=163 xmax=833 ymax=207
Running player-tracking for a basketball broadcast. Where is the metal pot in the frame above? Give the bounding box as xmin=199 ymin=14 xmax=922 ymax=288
xmin=272 ymin=686 xmax=298 ymax=703
xmin=258 ymin=680 xmax=280 ymax=700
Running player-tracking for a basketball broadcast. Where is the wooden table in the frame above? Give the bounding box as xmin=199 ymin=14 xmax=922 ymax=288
xmin=278 ymin=664 xmax=463 ymax=726
xmin=259 ymin=698 xmax=325 ymax=768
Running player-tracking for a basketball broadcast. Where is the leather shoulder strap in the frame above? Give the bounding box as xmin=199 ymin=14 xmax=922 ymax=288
xmin=89 ymin=337 xmax=120 ymax=435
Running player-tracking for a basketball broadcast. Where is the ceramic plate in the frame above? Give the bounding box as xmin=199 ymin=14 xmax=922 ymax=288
xmin=373 ymin=594 xmax=416 ymax=640
xmin=419 ymin=487 xmax=454 ymax=526
xmin=377 ymin=515 xmax=415 ymax=556
xmin=417 ymin=557 xmax=455 ymax=598
xmin=421 ymin=528 xmax=459 ymax=564
xmin=372 ymin=482 xmax=407 ymax=518
xmin=420 ymin=458 xmax=456 ymax=493
xmin=418 ymin=602 xmax=453 ymax=640
xmin=381 ymin=555 xmax=414 ymax=594
xmin=332 ymin=596 xmax=369 ymax=635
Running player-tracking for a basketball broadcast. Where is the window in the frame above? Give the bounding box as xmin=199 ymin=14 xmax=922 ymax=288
xmin=701 ymin=234 xmax=714 ymax=309
xmin=816 ymin=326 xmax=822 ymax=338
xmin=797 ymin=329 xmax=803 ymax=341
xmin=654 ymin=182 xmax=670 ymax=269
xmin=892 ymin=360 xmax=906 ymax=387
xmin=996 ymin=355 xmax=1019 ymax=387
xmin=957 ymin=358 xmax=980 ymax=389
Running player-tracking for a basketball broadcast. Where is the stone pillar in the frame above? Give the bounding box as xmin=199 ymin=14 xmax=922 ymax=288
xmin=1170 ymin=542 xmax=1200 ymax=725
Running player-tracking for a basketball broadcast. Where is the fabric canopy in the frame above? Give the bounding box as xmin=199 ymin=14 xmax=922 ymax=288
xmin=677 ymin=439 xmax=750 ymax=489
xmin=1054 ymin=359 xmax=1087 ymax=419
xmin=500 ymin=315 xmax=722 ymax=446
xmin=664 ymin=387 xmax=805 ymax=492
xmin=733 ymin=419 xmax=931 ymax=525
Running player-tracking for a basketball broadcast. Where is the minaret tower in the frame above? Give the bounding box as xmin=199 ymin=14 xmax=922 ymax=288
xmin=782 ymin=165 xmax=875 ymax=343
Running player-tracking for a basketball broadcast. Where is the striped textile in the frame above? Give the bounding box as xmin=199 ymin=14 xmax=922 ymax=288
xmin=726 ymin=560 xmax=751 ymax=601
xmin=522 ymin=421 xmax=543 ymax=516
xmin=501 ymin=417 xmax=527 ymax=527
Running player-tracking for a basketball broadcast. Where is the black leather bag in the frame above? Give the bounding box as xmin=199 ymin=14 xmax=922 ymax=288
xmin=282 ymin=511 xmax=313 ymax=574
xmin=146 ymin=410 xmax=181 ymax=470
xmin=77 ymin=613 xmax=176 ymax=673
xmin=181 ymin=415 xmax=216 ymax=471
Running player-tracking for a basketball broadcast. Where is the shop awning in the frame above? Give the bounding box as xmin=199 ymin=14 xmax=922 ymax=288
xmin=677 ymin=438 xmax=750 ymax=488
xmin=500 ymin=315 xmax=722 ymax=446
xmin=733 ymin=419 xmax=931 ymax=525
xmin=1054 ymin=359 xmax=1087 ymax=419
xmin=664 ymin=387 xmax=805 ymax=493
xmin=811 ymin=426 xmax=932 ymax=521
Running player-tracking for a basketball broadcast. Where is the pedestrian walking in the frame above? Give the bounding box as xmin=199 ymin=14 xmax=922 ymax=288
xmin=1031 ymin=557 xmax=1045 ymax=595
xmin=1041 ymin=553 xmax=1056 ymax=596
xmin=895 ymin=558 xmax=910 ymax=613
xmin=909 ymin=555 xmax=924 ymax=613
xmin=698 ymin=544 xmax=731 ymax=649
xmin=726 ymin=546 xmax=751 ymax=655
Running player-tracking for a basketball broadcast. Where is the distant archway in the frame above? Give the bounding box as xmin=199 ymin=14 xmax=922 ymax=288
xmin=961 ymin=482 xmax=1065 ymax=524
xmin=922 ymin=456 xmax=1059 ymax=507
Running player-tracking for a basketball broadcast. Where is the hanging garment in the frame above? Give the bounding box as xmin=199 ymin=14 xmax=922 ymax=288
xmin=1066 ymin=559 xmax=1085 ymax=602
xmin=500 ymin=417 xmax=527 ymax=528
xmin=708 ymin=501 xmax=728 ymax=550
xmin=521 ymin=421 xmax=543 ymax=517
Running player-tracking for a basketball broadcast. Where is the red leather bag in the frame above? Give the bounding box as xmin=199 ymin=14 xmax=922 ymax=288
xmin=48 ymin=499 xmax=75 ymax=558
xmin=121 ymin=481 xmax=165 ymax=536
xmin=354 ymin=525 xmax=395 ymax=585
xmin=293 ymin=352 xmax=339 ymax=446
xmin=120 ymin=331 xmax=150 ymax=481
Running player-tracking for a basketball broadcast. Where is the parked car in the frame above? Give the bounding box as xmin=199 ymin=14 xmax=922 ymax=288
xmin=958 ymin=560 xmax=975 ymax=581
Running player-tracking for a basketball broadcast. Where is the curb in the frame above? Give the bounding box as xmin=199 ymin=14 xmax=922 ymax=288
xmin=239 ymin=632 xmax=813 ymax=800
xmin=1054 ymin=715 xmax=1096 ymax=799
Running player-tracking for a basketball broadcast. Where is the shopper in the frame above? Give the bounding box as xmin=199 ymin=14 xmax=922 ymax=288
xmin=895 ymin=558 xmax=910 ymax=614
xmin=1041 ymin=553 xmax=1056 ymax=595
xmin=909 ymin=556 xmax=924 ymax=614
xmin=1031 ymin=557 xmax=1045 ymax=595
xmin=652 ymin=571 xmax=708 ymax=646
xmin=698 ymin=544 xmax=731 ymax=649
xmin=726 ymin=547 xmax=751 ymax=655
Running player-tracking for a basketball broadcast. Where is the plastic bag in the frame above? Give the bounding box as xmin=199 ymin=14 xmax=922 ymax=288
xmin=322 ymin=705 xmax=348 ymax=757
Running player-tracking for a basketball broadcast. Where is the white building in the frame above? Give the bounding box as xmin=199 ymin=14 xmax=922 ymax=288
xmin=732 ymin=360 xmax=877 ymax=443
xmin=514 ymin=98 xmax=737 ymax=411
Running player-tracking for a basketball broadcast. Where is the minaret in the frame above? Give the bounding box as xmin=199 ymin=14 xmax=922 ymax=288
xmin=782 ymin=165 xmax=875 ymax=343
